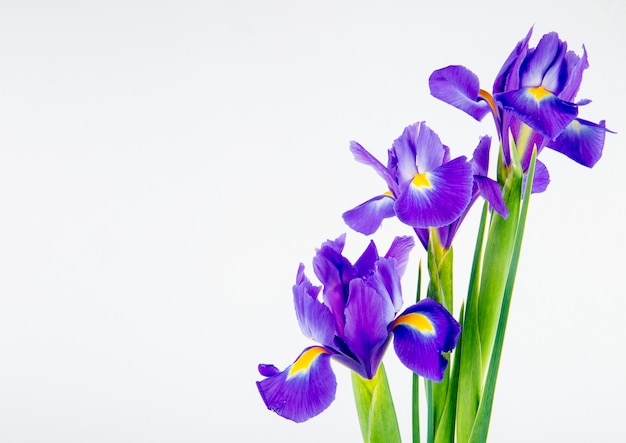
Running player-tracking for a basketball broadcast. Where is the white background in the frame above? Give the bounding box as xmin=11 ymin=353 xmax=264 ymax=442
xmin=1 ymin=1 xmax=625 ymax=442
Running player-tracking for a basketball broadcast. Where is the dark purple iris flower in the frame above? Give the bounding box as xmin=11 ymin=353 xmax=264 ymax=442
xmin=342 ymin=121 xmax=474 ymax=236
xmin=257 ymin=234 xmax=460 ymax=422
xmin=429 ymin=28 xmax=612 ymax=187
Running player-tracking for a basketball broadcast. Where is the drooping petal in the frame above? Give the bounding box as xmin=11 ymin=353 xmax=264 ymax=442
xmin=343 ymin=279 xmax=393 ymax=378
xmin=349 ymin=141 xmax=400 ymax=196
xmin=547 ymin=118 xmax=611 ymax=168
xmin=394 ymin=156 xmax=473 ymax=228
xmin=525 ymin=159 xmax=550 ymax=194
xmin=495 ymin=87 xmax=578 ymax=138
xmin=470 ymin=135 xmax=492 ymax=177
xmin=342 ymin=194 xmax=396 ymax=235
xmin=474 ymin=175 xmax=509 ymax=218
xmin=429 ymin=65 xmax=491 ymax=121
xmin=391 ymin=298 xmax=461 ymax=381
xmin=293 ymin=265 xmax=337 ymax=346
xmin=384 ymin=235 xmax=415 ymax=277
xmin=257 ymin=347 xmax=337 ymax=423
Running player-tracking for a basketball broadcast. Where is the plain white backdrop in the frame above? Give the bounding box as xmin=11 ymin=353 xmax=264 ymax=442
xmin=1 ymin=1 xmax=624 ymax=442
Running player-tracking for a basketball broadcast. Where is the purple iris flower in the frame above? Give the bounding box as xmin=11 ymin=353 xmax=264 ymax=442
xmin=342 ymin=121 xmax=474 ymax=236
xmin=414 ymin=135 xmax=509 ymax=249
xmin=429 ymin=28 xmax=612 ymax=181
xmin=257 ymin=234 xmax=460 ymax=422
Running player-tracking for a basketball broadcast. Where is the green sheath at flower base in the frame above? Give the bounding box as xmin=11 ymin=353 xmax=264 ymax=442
xmin=477 ymin=149 xmax=522 ymax=370
xmin=352 ymin=363 xmax=401 ymax=443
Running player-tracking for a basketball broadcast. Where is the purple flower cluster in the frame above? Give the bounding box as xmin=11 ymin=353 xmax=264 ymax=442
xmin=257 ymin=28 xmax=609 ymax=423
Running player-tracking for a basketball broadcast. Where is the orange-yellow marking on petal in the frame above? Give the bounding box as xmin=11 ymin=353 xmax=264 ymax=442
xmin=384 ymin=190 xmax=394 ymax=197
xmin=528 ymin=85 xmax=552 ymax=101
xmin=288 ymin=347 xmax=329 ymax=377
xmin=393 ymin=313 xmax=435 ymax=333
xmin=570 ymin=119 xmax=582 ymax=132
xmin=479 ymin=88 xmax=498 ymax=117
xmin=411 ymin=172 xmax=431 ymax=189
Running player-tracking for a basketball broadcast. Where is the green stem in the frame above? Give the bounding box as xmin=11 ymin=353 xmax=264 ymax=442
xmin=468 ymin=148 xmax=537 ymax=442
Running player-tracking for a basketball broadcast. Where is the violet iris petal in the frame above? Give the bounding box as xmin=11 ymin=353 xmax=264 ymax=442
xmin=342 ymin=194 xmax=395 ymax=235
xmin=257 ymin=347 xmax=336 ymax=423
xmin=394 ymin=156 xmax=473 ymax=228
xmin=494 ymin=88 xmax=578 ymax=138
xmin=344 ymin=122 xmax=474 ymax=233
xmin=392 ymin=299 xmax=461 ymax=381
xmin=548 ymin=119 xmax=612 ymax=168
xmin=343 ymin=279 xmax=394 ymax=378
xmin=429 ymin=65 xmax=490 ymax=121
xmin=293 ymin=264 xmax=336 ymax=346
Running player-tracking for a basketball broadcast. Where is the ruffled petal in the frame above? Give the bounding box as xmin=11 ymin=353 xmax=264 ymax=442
xmin=343 ymin=279 xmax=393 ymax=378
xmin=293 ymin=265 xmax=337 ymax=346
xmin=560 ymin=47 xmax=589 ymax=102
xmin=494 ymin=27 xmax=533 ymax=93
xmin=474 ymin=175 xmax=509 ymax=218
xmin=394 ymin=156 xmax=473 ymax=228
xmin=429 ymin=65 xmax=490 ymax=121
xmin=547 ymin=118 xmax=611 ymax=168
xmin=257 ymin=347 xmax=337 ymax=423
xmin=391 ymin=299 xmax=461 ymax=381
xmin=495 ymin=88 xmax=578 ymax=138
xmin=366 ymin=256 xmax=404 ymax=314
xmin=312 ymin=236 xmax=354 ymax=334
xmin=384 ymin=235 xmax=415 ymax=277
xmin=342 ymin=194 xmax=395 ymax=235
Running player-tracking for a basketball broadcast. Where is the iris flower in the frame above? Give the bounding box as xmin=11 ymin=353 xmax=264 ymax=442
xmin=414 ymin=135 xmax=508 ymax=249
xmin=429 ymin=28 xmax=612 ymax=187
xmin=342 ymin=121 xmax=474 ymax=236
xmin=257 ymin=234 xmax=460 ymax=422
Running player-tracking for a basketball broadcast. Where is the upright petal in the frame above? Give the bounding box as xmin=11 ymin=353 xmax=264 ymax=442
xmin=391 ymin=299 xmax=461 ymax=381
xmin=342 ymin=194 xmax=396 ymax=236
xmin=384 ymin=235 xmax=415 ymax=277
xmin=257 ymin=347 xmax=337 ymax=423
xmin=293 ymin=265 xmax=336 ymax=346
xmin=394 ymin=156 xmax=473 ymax=228
xmin=494 ymin=27 xmax=533 ymax=93
xmin=520 ymin=32 xmax=564 ymax=89
xmin=343 ymin=279 xmax=393 ymax=378
xmin=429 ymin=65 xmax=490 ymax=121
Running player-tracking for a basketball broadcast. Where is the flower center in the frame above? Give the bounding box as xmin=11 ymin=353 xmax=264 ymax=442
xmin=411 ymin=172 xmax=431 ymax=189
xmin=528 ymin=85 xmax=551 ymax=100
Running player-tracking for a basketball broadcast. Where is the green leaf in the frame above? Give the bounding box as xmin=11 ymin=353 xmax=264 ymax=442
xmin=468 ymin=148 xmax=537 ymax=443
xmin=413 ymin=262 xmax=423 ymax=443
xmin=455 ymin=203 xmax=489 ymax=443
xmin=352 ymin=363 xmax=402 ymax=443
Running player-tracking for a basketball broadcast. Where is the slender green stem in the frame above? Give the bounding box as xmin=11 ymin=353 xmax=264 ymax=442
xmin=412 ymin=261 xmax=423 ymax=443
xmin=468 ymin=148 xmax=537 ymax=443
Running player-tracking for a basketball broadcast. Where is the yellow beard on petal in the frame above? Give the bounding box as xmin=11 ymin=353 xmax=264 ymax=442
xmin=528 ymin=85 xmax=552 ymax=101
xmin=393 ymin=313 xmax=435 ymax=334
xmin=411 ymin=172 xmax=431 ymax=189
xmin=288 ymin=347 xmax=329 ymax=377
